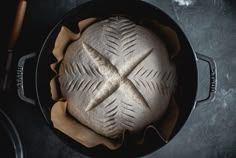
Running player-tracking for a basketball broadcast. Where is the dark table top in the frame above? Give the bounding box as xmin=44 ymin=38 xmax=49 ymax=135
xmin=1 ymin=0 xmax=236 ymax=158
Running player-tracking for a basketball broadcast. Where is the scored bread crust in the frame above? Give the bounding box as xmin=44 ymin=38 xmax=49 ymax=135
xmin=50 ymin=16 xmax=180 ymax=149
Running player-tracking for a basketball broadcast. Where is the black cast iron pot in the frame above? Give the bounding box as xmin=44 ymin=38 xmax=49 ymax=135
xmin=16 ymin=0 xmax=217 ymax=157
xmin=0 ymin=109 xmax=24 ymax=158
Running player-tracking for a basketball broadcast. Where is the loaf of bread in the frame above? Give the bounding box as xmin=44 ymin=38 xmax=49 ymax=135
xmin=57 ymin=17 xmax=177 ymax=139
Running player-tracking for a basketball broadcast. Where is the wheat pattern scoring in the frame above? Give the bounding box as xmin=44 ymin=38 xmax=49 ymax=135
xmin=58 ymin=17 xmax=177 ymax=139
xmin=104 ymin=17 xmax=137 ymax=56
xmin=59 ymin=61 xmax=103 ymax=94
xmin=132 ymin=68 xmax=177 ymax=96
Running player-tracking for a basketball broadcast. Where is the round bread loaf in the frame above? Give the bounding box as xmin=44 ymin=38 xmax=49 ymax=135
xmin=58 ymin=17 xmax=176 ymax=139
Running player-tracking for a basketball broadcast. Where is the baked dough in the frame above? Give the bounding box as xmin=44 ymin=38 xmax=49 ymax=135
xmin=58 ymin=17 xmax=177 ymax=139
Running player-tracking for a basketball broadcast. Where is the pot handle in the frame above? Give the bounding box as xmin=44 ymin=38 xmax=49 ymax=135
xmin=17 ymin=53 xmax=37 ymax=105
xmin=196 ymin=53 xmax=217 ymax=105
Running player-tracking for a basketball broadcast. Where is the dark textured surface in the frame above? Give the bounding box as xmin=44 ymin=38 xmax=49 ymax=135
xmin=1 ymin=0 xmax=236 ymax=158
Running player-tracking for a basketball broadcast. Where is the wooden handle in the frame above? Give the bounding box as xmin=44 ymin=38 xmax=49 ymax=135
xmin=8 ymin=0 xmax=27 ymax=50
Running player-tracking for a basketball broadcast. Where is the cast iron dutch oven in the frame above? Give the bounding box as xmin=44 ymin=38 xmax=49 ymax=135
xmin=17 ymin=0 xmax=217 ymax=157
xmin=0 ymin=109 xmax=24 ymax=158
